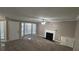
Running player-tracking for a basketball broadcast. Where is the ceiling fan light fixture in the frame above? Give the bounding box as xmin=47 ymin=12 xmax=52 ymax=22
xmin=41 ymin=19 xmax=46 ymax=25
xmin=41 ymin=21 xmax=46 ymax=25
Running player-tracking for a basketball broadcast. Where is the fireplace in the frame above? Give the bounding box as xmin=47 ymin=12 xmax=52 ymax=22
xmin=45 ymin=30 xmax=56 ymax=41
xmin=46 ymin=32 xmax=53 ymax=41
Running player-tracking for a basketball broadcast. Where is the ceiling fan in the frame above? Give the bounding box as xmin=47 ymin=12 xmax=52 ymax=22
xmin=41 ymin=19 xmax=46 ymax=25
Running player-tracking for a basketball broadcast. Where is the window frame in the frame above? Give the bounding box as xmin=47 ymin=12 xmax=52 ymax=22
xmin=0 ymin=21 xmax=6 ymax=40
xmin=20 ymin=22 xmax=37 ymax=37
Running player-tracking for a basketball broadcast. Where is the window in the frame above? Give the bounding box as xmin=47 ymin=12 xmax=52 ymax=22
xmin=0 ymin=21 xmax=6 ymax=40
xmin=25 ymin=23 xmax=31 ymax=35
xmin=21 ymin=22 xmax=36 ymax=37
xmin=32 ymin=24 xmax=36 ymax=34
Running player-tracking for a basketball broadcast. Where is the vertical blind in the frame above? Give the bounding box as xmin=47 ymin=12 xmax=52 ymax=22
xmin=21 ymin=22 xmax=36 ymax=36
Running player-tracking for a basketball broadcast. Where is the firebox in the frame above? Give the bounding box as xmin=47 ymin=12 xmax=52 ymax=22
xmin=46 ymin=32 xmax=53 ymax=41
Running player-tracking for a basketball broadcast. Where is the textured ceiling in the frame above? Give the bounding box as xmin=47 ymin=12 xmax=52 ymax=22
xmin=0 ymin=7 xmax=79 ymax=22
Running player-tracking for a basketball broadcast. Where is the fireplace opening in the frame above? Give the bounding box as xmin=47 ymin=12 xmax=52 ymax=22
xmin=46 ymin=32 xmax=53 ymax=41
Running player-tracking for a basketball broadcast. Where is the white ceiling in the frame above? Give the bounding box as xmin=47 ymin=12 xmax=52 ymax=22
xmin=0 ymin=7 xmax=79 ymax=22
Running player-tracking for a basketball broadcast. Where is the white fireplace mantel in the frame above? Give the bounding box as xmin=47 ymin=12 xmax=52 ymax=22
xmin=44 ymin=30 xmax=56 ymax=40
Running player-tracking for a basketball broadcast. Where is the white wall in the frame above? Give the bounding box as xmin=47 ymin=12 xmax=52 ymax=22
xmin=8 ymin=20 xmax=20 ymax=41
xmin=37 ymin=21 xmax=77 ymax=47
xmin=73 ymin=21 xmax=79 ymax=50
xmin=38 ymin=21 xmax=76 ymax=39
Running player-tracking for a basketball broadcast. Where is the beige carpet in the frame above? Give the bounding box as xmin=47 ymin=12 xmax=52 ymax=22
xmin=4 ymin=35 xmax=73 ymax=51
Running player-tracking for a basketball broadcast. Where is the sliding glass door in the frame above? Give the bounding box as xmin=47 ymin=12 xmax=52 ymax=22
xmin=0 ymin=21 xmax=6 ymax=41
xmin=21 ymin=22 xmax=36 ymax=37
xmin=32 ymin=24 xmax=36 ymax=34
